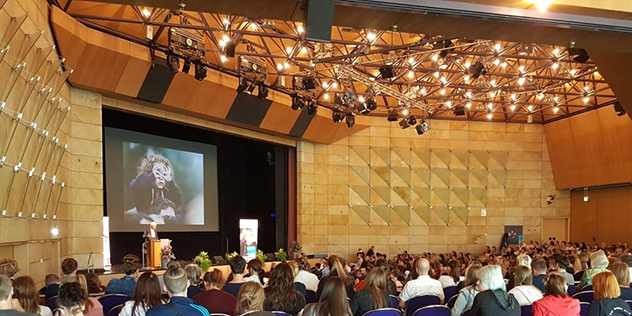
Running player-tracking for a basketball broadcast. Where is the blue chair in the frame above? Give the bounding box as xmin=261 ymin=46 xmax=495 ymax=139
xmin=306 ymin=290 xmax=318 ymax=304
xmin=46 ymin=296 xmax=57 ymax=311
xmin=581 ymin=285 xmax=594 ymax=292
xmin=446 ymin=294 xmax=458 ymax=309
xmin=567 ymin=284 xmax=575 ymax=296
xmin=390 ymin=295 xmax=399 ymax=308
xmin=579 ymin=302 xmax=590 ymax=316
xmin=520 ymin=305 xmax=533 ymax=316
xmin=98 ymin=294 xmax=131 ymax=315
xmin=462 ymin=308 xmax=473 ymax=316
xmin=443 ymin=286 xmax=458 ymax=302
xmin=572 ymin=291 xmax=595 ymax=303
xmin=108 ymin=304 xmax=124 ymax=316
xmin=412 ymin=305 xmax=450 ymax=316
xmin=272 ymin=312 xmax=293 ymax=316
xmin=574 ymin=271 xmax=585 ymax=281
xmin=405 ymin=295 xmax=442 ymax=316
xmin=363 ymin=308 xmax=402 ymax=316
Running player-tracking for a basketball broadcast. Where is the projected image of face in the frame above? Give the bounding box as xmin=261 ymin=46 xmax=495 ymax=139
xmin=152 ymin=163 xmax=169 ymax=189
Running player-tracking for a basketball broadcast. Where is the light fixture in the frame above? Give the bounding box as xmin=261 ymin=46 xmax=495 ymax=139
xmin=583 ymin=188 xmax=589 ymax=202
xmin=465 ymin=103 xmax=472 ymax=109
xmin=487 ymin=113 xmax=493 ymax=120
xmin=494 ymin=43 xmax=501 ymax=51
xmin=408 ymin=71 xmax=414 ymax=79
xmin=345 ymin=114 xmax=355 ymax=128
xmin=142 ymin=8 xmax=151 ymax=18
xmin=387 ymin=109 xmax=399 ymax=122
xmin=537 ymin=93 xmax=545 ymax=100
xmin=257 ymin=83 xmax=269 ymax=100
xmin=292 ymin=95 xmax=305 ymax=110
xmin=534 ymin=0 xmax=551 ymax=12
xmin=553 ymin=106 xmax=559 ymax=113
xmin=399 ymin=115 xmax=417 ymax=129
xmin=583 ymin=96 xmax=590 ymax=104
xmin=379 ymin=65 xmax=394 ymax=79
xmin=445 ymin=101 xmax=452 ymax=108
xmin=510 ymin=105 xmax=516 ymax=111
xmin=167 ymin=54 xmax=179 ymax=74
xmin=246 ymin=83 xmax=256 ymax=94
xmin=469 ymin=61 xmax=486 ymax=79
xmin=359 ymin=98 xmax=377 ymax=115
xmin=366 ymin=32 xmax=377 ymax=41
xmin=276 ymin=63 xmax=283 ymax=71
xmin=408 ymin=57 xmax=415 ymax=65
xmin=332 ymin=109 xmax=345 ymax=123
xmin=323 ymin=93 xmax=329 ymax=100
xmin=236 ymin=78 xmax=249 ymax=93
xmin=568 ymin=48 xmax=590 ymax=63
xmin=551 ymin=63 xmax=559 ymax=70
xmin=527 ymin=105 xmax=534 ymax=112
xmin=51 ymin=227 xmax=59 ymax=236
xmin=487 ymin=103 xmax=494 ymax=110
xmin=306 ymin=100 xmax=318 ymax=115
xmin=400 ymin=108 xmax=409 ymax=116
xmin=182 ymin=59 xmax=192 ymax=73
xmin=453 ymin=105 xmax=466 ymax=116
xmin=297 ymin=25 xmax=304 ymax=34
xmin=285 ymin=46 xmax=293 ymax=54
xmin=194 ymin=63 xmax=207 ymax=81
xmin=518 ymin=77 xmax=526 ymax=85
xmin=415 ymin=119 xmax=430 ymax=135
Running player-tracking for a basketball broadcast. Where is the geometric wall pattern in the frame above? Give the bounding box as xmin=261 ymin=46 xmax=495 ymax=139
xmin=349 ymin=147 xmax=509 ymax=226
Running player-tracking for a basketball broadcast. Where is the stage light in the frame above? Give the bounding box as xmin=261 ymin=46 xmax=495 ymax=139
xmin=194 ymin=64 xmax=207 ymax=81
xmin=534 ymin=0 xmax=551 ymax=12
xmin=387 ymin=109 xmax=399 ymax=122
xmin=182 ymin=59 xmax=191 ymax=74
xmin=379 ymin=65 xmax=394 ymax=79
xmin=469 ymin=61 xmax=486 ymax=79
xmin=614 ymin=101 xmax=626 ymax=117
xmin=345 ymin=114 xmax=355 ymax=127
xmin=415 ymin=119 xmax=430 ymax=135
xmin=366 ymin=32 xmax=377 ymax=41
xmin=551 ymin=63 xmax=559 ymax=70
xmin=553 ymin=106 xmax=559 ymax=113
xmin=142 ymin=8 xmax=151 ymax=18
xmin=487 ymin=113 xmax=493 ymax=120
xmin=332 ymin=109 xmax=345 ymax=123
xmin=297 ymin=25 xmax=304 ymax=34
xmin=291 ymin=96 xmax=305 ymax=110
xmin=453 ymin=105 xmax=466 ymax=116
xmin=365 ymin=98 xmax=377 ymax=112
xmin=307 ymin=100 xmax=318 ymax=115
xmin=237 ymin=78 xmax=249 ymax=93
xmin=510 ymin=105 xmax=516 ymax=111
xmin=246 ymin=83 xmax=256 ymax=94
xmin=257 ymin=83 xmax=269 ymax=100
xmin=51 ymin=227 xmax=59 ymax=236
xmin=167 ymin=54 xmax=180 ymax=74
xmin=583 ymin=96 xmax=590 ymax=104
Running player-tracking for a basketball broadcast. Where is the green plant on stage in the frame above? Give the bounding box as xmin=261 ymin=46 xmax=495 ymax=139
xmin=256 ymin=249 xmax=266 ymax=265
xmin=225 ymin=251 xmax=239 ymax=261
xmin=275 ymin=248 xmax=288 ymax=262
xmin=194 ymin=251 xmax=212 ymax=272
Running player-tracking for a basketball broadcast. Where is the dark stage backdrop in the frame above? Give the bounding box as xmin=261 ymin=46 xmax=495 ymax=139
xmin=103 ymin=109 xmax=289 ymax=264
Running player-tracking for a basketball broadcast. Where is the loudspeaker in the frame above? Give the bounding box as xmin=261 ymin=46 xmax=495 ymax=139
xmin=226 ymin=42 xmax=236 ymax=58
xmin=568 ymin=48 xmax=590 ymax=63
xmin=453 ymin=105 xmax=466 ymax=116
xmin=304 ymin=0 xmax=335 ymax=43
xmin=614 ymin=101 xmax=626 ymax=116
xmin=379 ymin=65 xmax=394 ymax=79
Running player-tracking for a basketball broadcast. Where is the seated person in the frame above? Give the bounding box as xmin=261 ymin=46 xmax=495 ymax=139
xmin=184 ymin=264 xmax=204 ymax=298
xmin=106 ymin=254 xmax=140 ymax=297
xmin=193 ymin=270 xmax=237 ymax=316
xmin=61 ymin=258 xmax=78 ymax=278
xmin=56 ymin=282 xmax=88 ymax=316
xmin=222 ymin=256 xmax=247 ymax=297
xmin=146 ymin=264 xmax=209 ymax=316
xmin=39 ymin=274 xmax=61 ymax=301
xmin=0 ymin=259 xmax=19 ymax=280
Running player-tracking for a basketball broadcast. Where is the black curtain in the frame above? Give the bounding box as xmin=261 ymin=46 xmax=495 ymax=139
xmin=103 ymin=109 xmax=288 ymax=264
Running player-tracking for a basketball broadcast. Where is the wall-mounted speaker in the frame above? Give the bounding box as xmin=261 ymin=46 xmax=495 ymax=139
xmin=304 ymin=0 xmax=335 ymax=43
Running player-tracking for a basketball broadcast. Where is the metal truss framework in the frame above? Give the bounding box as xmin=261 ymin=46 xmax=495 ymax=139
xmin=52 ymin=0 xmax=617 ymax=124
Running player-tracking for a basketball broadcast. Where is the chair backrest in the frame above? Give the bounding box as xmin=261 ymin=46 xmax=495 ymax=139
xmin=572 ymin=291 xmax=595 ymax=303
xmin=272 ymin=312 xmax=293 ymax=316
xmin=108 ymin=303 xmax=124 ymax=316
xmin=443 ymin=286 xmax=458 ymax=302
xmin=574 ymin=271 xmax=585 ymax=281
xmin=520 ymin=305 xmax=533 ymax=316
xmin=579 ymin=302 xmax=590 ymax=316
xmin=363 ymin=307 xmax=402 ymax=316
xmin=209 ymin=314 xmax=231 ymax=316
xmin=626 ymin=301 xmax=632 ymax=313
xmin=306 ymin=290 xmax=318 ymax=304
xmin=98 ymin=294 xmax=131 ymax=315
xmin=412 ymin=305 xmax=450 ymax=316
xmin=446 ymin=294 xmax=458 ymax=309
xmin=581 ymin=285 xmax=594 ymax=292
xmin=405 ymin=295 xmax=442 ymax=316
xmin=567 ymin=284 xmax=575 ymax=296
xmin=462 ymin=308 xmax=473 ymax=316
xmin=46 ymin=296 xmax=58 ymax=311
xmin=390 ymin=295 xmax=399 ymax=308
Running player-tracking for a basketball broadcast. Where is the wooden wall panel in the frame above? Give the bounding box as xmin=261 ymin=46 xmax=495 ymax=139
xmin=570 ymin=186 xmax=632 ymax=244
xmin=544 ymin=106 xmax=632 ymax=189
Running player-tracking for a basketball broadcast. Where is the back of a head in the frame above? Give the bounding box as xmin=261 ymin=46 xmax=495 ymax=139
xmin=364 ymin=268 xmax=388 ymax=309
xmin=287 ymin=260 xmax=300 ymax=277
xmin=416 ymin=258 xmax=430 ymax=275
xmin=133 ymin=272 xmax=163 ymax=308
xmin=236 ymin=281 xmax=265 ymax=314
xmin=477 ymin=265 xmax=505 ymax=291
xmin=620 ymin=254 xmax=632 ymax=268
xmin=554 ymin=255 xmax=569 ymax=270
xmin=203 ymin=269 xmax=225 ymax=289
xmin=543 ymin=273 xmax=567 ymax=298
xmin=609 ymin=262 xmax=630 ymax=287
xmin=229 ymin=255 xmax=247 ymax=274
xmin=58 ymin=282 xmax=88 ymax=311
xmin=296 ymin=257 xmax=310 ymax=271
xmin=61 ymin=258 xmax=78 ymax=276
xmin=45 ymin=274 xmax=61 ymax=287
xmin=163 ymin=264 xmax=188 ymax=295
xmin=464 ymin=262 xmax=483 ymax=287
xmin=247 ymin=259 xmax=263 ymax=274
xmin=515 ymin=265 xmax=533 ymax=286
xmin=0 ymin=259 xmax=19 ymax=278
xmin=318 ymin=277 xmax=352 ymax=316
xmin=516 ymin=254 xmax=532 ymax=268
xmin=184 ymin=264 xmax=202 ymax=285
xmin=122 ymin=254 xmax=140 ymax=275
xmin=593 ymin=271 xmax=621 ymax=300
xmin=268 ymin=263 xmax=294 ymax=290
xmin=328 ymin=256 xmax=352 ymax=285
xmin=0 ymin=275 xmax=11 ymax=301
xmin=531 ymin=258 xmax=547 ymax=274
xmin=591 ymin=250 xmax=609 ymax=269
xmin=13 ymin=276 xmax=40 ymax=313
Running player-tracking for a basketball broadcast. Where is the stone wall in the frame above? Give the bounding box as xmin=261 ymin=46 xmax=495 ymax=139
xmin=296 ymin=118 xmax=570 ymax=260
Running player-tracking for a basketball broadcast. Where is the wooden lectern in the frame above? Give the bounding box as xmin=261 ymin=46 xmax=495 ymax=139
xmin=148 ymin=240 xmax=161 ymax=269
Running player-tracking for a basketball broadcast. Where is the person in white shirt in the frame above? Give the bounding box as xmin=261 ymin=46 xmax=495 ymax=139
xmin=507 ymin=266 xmax=543 ymax=306
xmin=399 ymin=258 xmax=445 ymax=307
xmin=294 ymin=257 xmax=319 ymax=292
xmin=439 ymin=260 xmax=464 ymax=288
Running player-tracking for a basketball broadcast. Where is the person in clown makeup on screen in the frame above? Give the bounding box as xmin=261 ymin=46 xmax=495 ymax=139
xmin=129 ymin=153 xmax=182 ymax=223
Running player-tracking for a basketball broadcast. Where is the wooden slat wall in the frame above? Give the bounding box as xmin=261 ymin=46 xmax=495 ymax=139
xmin=544 ymin=106 xmax=632 ymax=189
xmin=570 ymin=186 xmax=632 ymax=244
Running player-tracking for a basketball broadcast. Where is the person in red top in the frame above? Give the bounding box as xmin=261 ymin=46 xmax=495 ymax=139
xmin=193 ymin=269 xmax=237 ymax=316
xmin=533 ymin=273 xmax=580 ymax=316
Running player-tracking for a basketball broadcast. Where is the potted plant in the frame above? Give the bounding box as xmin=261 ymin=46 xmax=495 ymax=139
xmin=193 ymin=251 xmax=212 ymax=272
xmin=256 ymin=249 xmax=266 ymax=265
xmin=160 ymin=245 xmax=176 ymax=269
xmin=290 ymin=241 xmax=303 ymax=259
xmin=275 ymin=248 xmax=288 ymax=262
xmin=225 ymin=251 xmax=239 ymax=261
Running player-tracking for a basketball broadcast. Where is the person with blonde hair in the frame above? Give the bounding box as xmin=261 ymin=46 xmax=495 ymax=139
xmin=469 ymin=265 xmax=520 ymax=316
xmin=194 ymin=269 xmax=236 ymax=316
xmin=587 ymin=271 xmax=632 ymax=316
xmin=452 ymin=262 xmax=482 ymax=316
xmin=579 ymin=250 xmax=609 ymax=290
xmin=184 ymin=264 xmax=204 ymax=298
xmin=532 ymin=273 xmax=580 ymax=316
xmin=608 ymin=262 xmax=632 ymax=301
xmin=235 ymin=282 xmax=273 ymax=316
xmin=0 ymin=259 xmax=19 ymax=279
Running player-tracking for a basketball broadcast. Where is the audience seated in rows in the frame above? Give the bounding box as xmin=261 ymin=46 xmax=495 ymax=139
xmin=587 ymin=271 xmax=632 ymax=316
xmin=507 ymin=265 xmax=543 ymax=306
xmin=235 ymin=282 xmax=273 ymax=316
xmin=531 ymin=258 xmax=548 ymax=293
xmin=40 ymin=274 xmax=61 ymax=301
xmin=451 ymin=262 xmax=481 ymax=316
xmin=532 ymin=273 xmax=580 ymax=316
xmin=57 ymin=282 xmax=89 ymax=316
xmin=64 ymin=274 xmax=103 ymax=316
xmin=244 ymin=259 xmax=268 ymax=286
xmin=105 ymin=255 xmax=140 ymax=298
xmin=295 ymin=257 xmax=319 ymax=293
xmin=263 ymin=262 xmax=306 ymax=315
xmin=301 ymin=277 xmax=352 ymax=316
xmin=609 ymin=262 xmax=632 ymax=301
xmin=317 ymin=256 xmax=355 ymax=300
xmin=145 ymin=264 xmax=209 ymax=316
xmin=469 ymin=265 xmax=520 ymax=316
xmin=11 ymin=276 xmax=52 ymax=316
xmin=352 ymin=267 xmax=390 ymax=316
xmin=579 ymin=250 xmax=609 ymax=290
xmin=119 ymin=272 xmax=164 ymax=316
xmin=399 ymin=258 xmax=444 ymax=307
xmin=193 ymin=269 xmax=236 ymax=316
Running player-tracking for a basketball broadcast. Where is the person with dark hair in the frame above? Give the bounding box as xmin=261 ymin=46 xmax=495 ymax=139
xmin=120 ymin=272 xmax=164 ymax=316
xmin=244 ymin=259 xmax=268 ymax=286
xmin=317 ymin=256 xmax=355 ymax=300
xmin=84 ymin=273 xmax=104 ymax=295
xmin=587 ymin=271 xmax=632 ymax=316
xmin=0 ymin=259 xmax=19 ymax=280
xmin=553 ymin=256 xmax=575 ymax=285
xmin=146 ymin=264 xmax=209 ymax=316
xmin=194 ymin=269 xmax=237 ymax=316
xmin=184 ymin=264 xmax=204 ymax=298
xmin=508 ymin=266 xmax=543 ymax=306
xmin=620 ymin=255 xmax=632 ymax=278
xmin=294 ymin=257 xmax=319 ymax=292
xmin=222 ymin=255 xmax=247 ymax=297
xmin=106 ymin=254 xmax=140 ymax=297
xmin=39 ymin=274 xmax=61 ymax=300
xmin=302 ymin=277 xmax=353 ymax=316
xmin=11 ymin=276 xmax=53 ymax=316
xmin=264 ymin=263 xmax=306 ymax=315
xmin=609 ymin=262 xmax=632 ymax=300
xmin=531 ymin=258 xmax=548 ymax=293
xmin=61 ymin=258 xmax=78 ymax=278
xmin=533 ymin=273 xmax=580 ymax=316
xmin=352 ymin=268 xmax=390 ymax=316
xmin=57 ymin=282 xmax=88 ymax=316
xmin=439 ymin=259 xmax=462 ymax=288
